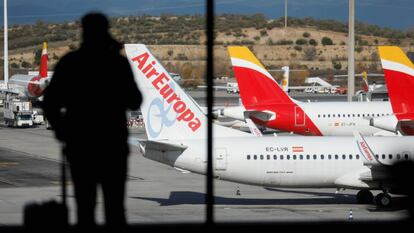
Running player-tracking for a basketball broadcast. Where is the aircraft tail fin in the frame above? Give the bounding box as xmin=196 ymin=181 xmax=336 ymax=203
xmin=39 ymin=42 xmax=48 ymax=78
xmin=125 ymin=44 xmax=249 ymax=141
xmin=228 ymin=46 xmax=292 ymax=106
xmin=378 ymin=46 xmax=414 ymax=114
xmin=361 ymin=70 xmax=369 ymax=93
xmin=280 ymin=66 xmax=289 ymax=93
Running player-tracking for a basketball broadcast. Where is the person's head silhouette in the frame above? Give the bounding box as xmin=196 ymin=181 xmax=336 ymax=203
xmin=80 ymin=12 xmax=120 ymax=49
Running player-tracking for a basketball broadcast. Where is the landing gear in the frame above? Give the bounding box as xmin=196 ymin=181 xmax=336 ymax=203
xmin=356 ymin=190 xmax=374 ymax=204
xmin=375 ymin=193 xmax=392 ymax=207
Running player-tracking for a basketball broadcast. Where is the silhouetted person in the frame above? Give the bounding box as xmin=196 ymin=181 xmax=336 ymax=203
xmin=43 ymin=12 xmax=142 ymax=230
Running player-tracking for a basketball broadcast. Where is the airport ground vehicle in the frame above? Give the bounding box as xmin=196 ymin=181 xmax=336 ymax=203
xmin=32 ymin=111 xmax=44 ymax=125
xmin=4 ymin=99 xmax=34 ymax=127
xmin=226 ymin=82 xmax=239 ymax=94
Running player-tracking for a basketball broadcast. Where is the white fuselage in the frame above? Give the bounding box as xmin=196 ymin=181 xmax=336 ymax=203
xmin=222 ymin=101 xmax=395 ymax=136
xmin=299 ymin=101 xmax=394 ymax=135
xmin=143 ymin=136 xmax=414 ymax=190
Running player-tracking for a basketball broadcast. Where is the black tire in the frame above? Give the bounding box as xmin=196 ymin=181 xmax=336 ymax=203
xmin=375 ymin=193 xmax=392 ymax=207
xmin=356 ymin=190 xmax=374 ymax=204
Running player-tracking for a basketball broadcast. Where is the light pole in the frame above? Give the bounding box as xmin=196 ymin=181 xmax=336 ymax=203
xmin=347 ymin=0 xmax=355 ymax=102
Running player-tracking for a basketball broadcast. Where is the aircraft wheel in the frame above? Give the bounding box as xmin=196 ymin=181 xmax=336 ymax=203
xmin=375 ymin=193 xmax=392 ymax=207
xmin=356 ymin=190 xmax=373 ymax=204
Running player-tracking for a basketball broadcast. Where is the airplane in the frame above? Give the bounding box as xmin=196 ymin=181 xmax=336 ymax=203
xmin=220 ymin=46 xmax=398 ymax=136
xmin=1 ymin=42 xmax=51 ymax=99
xmin=334 ymin=70 xmax=384 ymax=95
xmin=376 ymin=46 xmax=414 ymax=135
xmin=125 ymin=43 xmax=414 ymax=207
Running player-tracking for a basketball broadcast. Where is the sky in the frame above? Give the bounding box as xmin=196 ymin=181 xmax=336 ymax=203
xmin=0 ymin=0 xmax=413 ymax=30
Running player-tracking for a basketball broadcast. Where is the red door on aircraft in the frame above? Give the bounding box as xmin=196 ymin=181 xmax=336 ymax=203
xmin=294 ymin=106 xmax=305 ymax=126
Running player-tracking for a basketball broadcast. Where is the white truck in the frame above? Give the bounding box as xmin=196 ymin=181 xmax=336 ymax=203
xmin=4 ymin=99 xmax=34 ymax=127
xmin=32 ymin=111 xmax=45 ymax=125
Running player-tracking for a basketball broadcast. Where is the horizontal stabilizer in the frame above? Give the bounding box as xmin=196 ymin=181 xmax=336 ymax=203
xmin=244 ymin=110 xmax=276 ymax=122
xmin=139 ymin=139 xmax=188 ymax=152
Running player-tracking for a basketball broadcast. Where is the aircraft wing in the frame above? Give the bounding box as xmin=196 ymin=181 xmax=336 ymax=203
xmin=0 ymin=87 xmax=21 ymax=95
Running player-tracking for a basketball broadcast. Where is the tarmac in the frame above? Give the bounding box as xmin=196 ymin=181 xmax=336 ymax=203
xmin=0 ymin=91 xmax=410 ymax=226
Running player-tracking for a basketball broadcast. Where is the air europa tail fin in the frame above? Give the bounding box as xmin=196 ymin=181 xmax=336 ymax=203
xmin=228 ymin=46 xmax=292 ymax=106
xmin=378 ymin=46 xmax=414 ymax=115
xmin=39 ymin=42 xmax=48 ymax=78
xmin=125 ymin=44 xmax=249 ymax=141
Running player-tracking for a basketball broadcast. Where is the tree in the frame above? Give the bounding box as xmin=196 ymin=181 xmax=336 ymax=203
xmin=33 ymin=48 xmax=42 ymax=66
xmin=295 ymin=39 xmax=307 ymax=45
xmin=321 ymin=37 xmax=333 ymax=46
xmin=332 ymin=60 xmax=342 ymax=70
xmin=302 ymin=32 xmax=311 ymax=38
xmin=309 ymin=39 xmax=318 ymax=46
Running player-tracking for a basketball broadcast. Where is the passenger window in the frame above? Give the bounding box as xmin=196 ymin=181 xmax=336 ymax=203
xmin=405 ymin=154 xmax=409 ymax=160
xmin=267 ymin=155 xmax=270 ymax=160
xmin=357 ymin=114 xmax=360 ymax=117
xmin=300 ymin=155 xmax=304 ymax=160
xmin=349 ymin=154 xmax=353 ymax=160
xmin=287 ymin=155 xmax=290 ymax=160
xmin=306 ymin=155 xmax=310 ymax=160
xmin=328 ymin=154 xmax=332 ymax=160
xmin=389 ymin=154 xmax=393 ymax=159
xmin=375 ymin=154 xmax=379 ymax=159
xmin=348 ymin=114 xmax=351 ymax=117
xmin=260 ymin=155 xmax=264 ymax=160
xmin=327 ymin=114 xmax=330 ymax=118
xmin=352 ymin=114 xmax=355 ymax=117
xmin=313 ymin=154 xmax=317 ymax=160
xmin=382 ymin=154 xmax=386 ymax=159
xmin=333 ymin=114 xmax=335 ymax=117
xmin=356 ymin=154 xmax=360 ymax=160
xmin=362 ymin=114 xmax=365 ymax=117
xmin=254 ymin=155 xmax=257 ymax=160
xmin=338 ymin=114 xmax=340 ymax=118
xmin=377 ymin=114 xmax=380 ymax=117
xmin=335 ymin=154 xmax=339 ymax=160
xmin=274 ymin=155 xmax=277 ymax=160
xmin=342 ymin=154 xmax=346 ymax=160
xmin=343 ymin=114 xmax=346 ymax=117
xmin=397 ymin=154 xmax=401 ymax=160
xmin=321 ymin=154 xmax=324 ymax=160
xmin=247 ymin=155 xmax=251 ymax=160
xmin=293 ymin=155 xmax=297 ymax=160
xmin=280 ymin=155 xmax=284 ymax=160
xmin=318 ymin=114 xmax=320 ymax=118
xmin=323 ymin=114 xmax=326 ymax=118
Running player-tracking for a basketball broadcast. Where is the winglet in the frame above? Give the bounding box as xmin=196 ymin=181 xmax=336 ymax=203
xmin=353 ymin=131 xmax=381 ymax=166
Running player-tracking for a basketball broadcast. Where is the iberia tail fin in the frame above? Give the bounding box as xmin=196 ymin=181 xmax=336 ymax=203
xmin=125 ymin=44 xmax=250 ymax=141
xmin=378 ymin=46 xmax=414 ymax=115
xmin=228 ymin=46 xmax=292 ymax=106
xmin=39 ymin=42 xmax=48 ymax=78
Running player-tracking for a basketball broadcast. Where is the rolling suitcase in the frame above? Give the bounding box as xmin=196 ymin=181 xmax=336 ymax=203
xmin=23 ymin=148 xmax=69 ymax=231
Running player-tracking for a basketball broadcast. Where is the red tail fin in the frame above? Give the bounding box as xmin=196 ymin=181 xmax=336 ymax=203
xmin=39 ymin=42 xmax=48 ymax=78
xmin=227 ymin=46 xmax=292 ymax=106
xmin=378 ymin=46 xmax=414 ymax=115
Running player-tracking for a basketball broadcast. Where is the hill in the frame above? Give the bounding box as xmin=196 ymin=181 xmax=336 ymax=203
xmin=1 ymin=14 xmax=414 ymax=87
